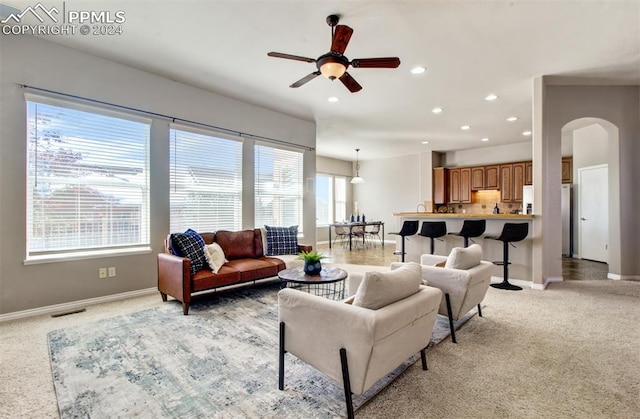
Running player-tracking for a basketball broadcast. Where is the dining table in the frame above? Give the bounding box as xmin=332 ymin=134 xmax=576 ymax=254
xmin=328 ymin=221 xmax=385 ymax=251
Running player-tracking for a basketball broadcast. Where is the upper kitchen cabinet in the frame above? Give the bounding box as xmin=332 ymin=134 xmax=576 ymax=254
xmin=485 ymin=165 xmax=499 ymax=189
xmin=471 ymin=165 xmax=499 ymax=190
xmin=500 ymin=162 xmax=525 ymax=203
xmin=449 ymin=167 xmax=471 ymax=203
xmin=562 ymin=157 xmax=573 ymax=184
xmin=525 ymin=161 xmax=533 ymax=185
xmin=433 ymin=167 xmax=448 ymax=204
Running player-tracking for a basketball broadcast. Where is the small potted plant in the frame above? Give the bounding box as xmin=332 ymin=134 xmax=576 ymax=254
xmin=297 ymin=250 xmax=327 ymax=275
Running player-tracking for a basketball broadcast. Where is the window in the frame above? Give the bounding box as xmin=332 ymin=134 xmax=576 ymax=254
xmin=316 ymin=174 xmax=347 ymax=225
xmin=255 ymin=144 xmax=303 ymax=230
xmin=26 ymin=96 xmax=150 ymax=258
xmin=316 ymin=174 xmax=333 ymax=225
xmin=170 ymin=126 xmax=242 ymax=232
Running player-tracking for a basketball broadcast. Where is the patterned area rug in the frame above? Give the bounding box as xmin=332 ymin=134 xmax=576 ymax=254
xmin=48 ymin=283 xmax=475 ymax=418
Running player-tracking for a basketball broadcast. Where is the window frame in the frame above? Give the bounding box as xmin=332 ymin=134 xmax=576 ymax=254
xmin=24 ymin=93 xmax=152 ymax=263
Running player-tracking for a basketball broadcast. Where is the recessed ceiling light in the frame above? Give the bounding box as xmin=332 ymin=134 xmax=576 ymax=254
xmin=411 ymin=66 xmax=426 ymax=74
xmin=328 ymin=97 xmax=339 ymax=103
xmin=485 ymin=94 xmax=498 ymax=101
xmin=523 ymin=131 xmax=532 ymax=136
xmin=481 ymin=137 xmax=490 ymax=142
xmin=421 ymin=141 xmax=429 ymax=144
xmin=460 ymin=125 xmax=470 ymax=130
xmin=507 ymin=116 xmax=518 ymax=122
xmin=432 ymin=107 xmax=443 ymax=114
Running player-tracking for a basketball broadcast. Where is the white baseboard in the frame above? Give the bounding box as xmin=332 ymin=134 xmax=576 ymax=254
xmin=0 ymin=287 xmax=157 ymax=323
xmin=608 ymin=273 xmax=640 ymax=281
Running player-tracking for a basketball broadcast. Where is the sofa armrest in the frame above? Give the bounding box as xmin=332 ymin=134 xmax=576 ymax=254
xmin=157 ymin=253 xmax=192 ymax=303
xmin=297 ymin=243 xmax=313 ymax=252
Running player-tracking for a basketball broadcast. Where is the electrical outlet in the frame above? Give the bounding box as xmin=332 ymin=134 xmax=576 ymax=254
xmin=99 ymin=268 xmax=107 ymax=279
xmin=108 ymin=267 xmax=116 ymax=277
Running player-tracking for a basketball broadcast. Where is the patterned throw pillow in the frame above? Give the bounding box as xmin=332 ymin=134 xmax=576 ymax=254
xmin=265 ymin=225 xmax=299 ymax=256
xmin=170 ymin=229 xmax=206 ymax=276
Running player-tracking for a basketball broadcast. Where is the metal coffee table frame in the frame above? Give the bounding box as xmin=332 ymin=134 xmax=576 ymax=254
xmin=278 ymin=267 xmax=347 ymax=300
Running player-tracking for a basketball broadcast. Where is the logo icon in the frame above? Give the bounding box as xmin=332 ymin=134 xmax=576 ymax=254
xmin=1 ymin=2 xmax=59 ymax=24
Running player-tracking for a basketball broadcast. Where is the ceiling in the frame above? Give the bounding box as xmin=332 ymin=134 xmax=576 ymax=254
xmin=3 ymin=1 xmax=639 ymax=162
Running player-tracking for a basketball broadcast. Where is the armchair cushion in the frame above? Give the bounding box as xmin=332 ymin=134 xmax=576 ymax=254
xmin=353 ymin=262 xmax=422 ymax=310
xmin=265 ymin=225 xmax=299 ymax=256
xmin=444 ymin=244 xmax=483 ymax=270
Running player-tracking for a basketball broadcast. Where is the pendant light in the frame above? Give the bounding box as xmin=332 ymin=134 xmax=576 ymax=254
xmin=351 ymin=148 xmax=365 ymax=184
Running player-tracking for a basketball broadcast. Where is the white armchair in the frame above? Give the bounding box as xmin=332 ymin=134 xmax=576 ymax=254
xmin=278 ymin=263 xmax=442 ymax=419
xmin=410 ymin=244 xmax=493 ymax=343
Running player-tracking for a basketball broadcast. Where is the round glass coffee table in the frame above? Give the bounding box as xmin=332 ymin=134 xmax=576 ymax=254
xmin=278 ymin=266 xmax=348 ymax=300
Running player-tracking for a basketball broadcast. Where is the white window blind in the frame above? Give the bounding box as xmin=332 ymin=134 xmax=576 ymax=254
xmin=254 ymin=144 xmax=303 ymax=230
xmin=334 ymin=176 xmax=347 ymax=223
xmin=26 ymin=98 xmax=150 ymax=257
xmin=316 ymin=174 xmax=333 ymax=225
xmin=170 ymin=126 xmax=242 ymax=232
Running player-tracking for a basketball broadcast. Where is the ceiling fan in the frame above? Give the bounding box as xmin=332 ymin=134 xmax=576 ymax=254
xmin=267 ymin=14 xmax=401 ymax=93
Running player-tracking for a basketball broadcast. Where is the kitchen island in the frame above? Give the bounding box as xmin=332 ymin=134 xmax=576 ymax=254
xmin=392 ymin=212 xmax=534 ymax=283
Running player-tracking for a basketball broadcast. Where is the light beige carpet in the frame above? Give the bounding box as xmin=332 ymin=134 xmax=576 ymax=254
xmin=1 ymin=265 xmax=639 ymax=419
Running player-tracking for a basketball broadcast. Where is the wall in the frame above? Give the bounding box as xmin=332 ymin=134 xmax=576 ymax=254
xmin=537 ymin=83 xmax=639 ymax=282
xmin=0 ymin=35 xmax=316 ymax=314
xmin=354 ymin=154 xmax=422 ymax=242
xmin=443 ymin=141 xmax=532 ymax=167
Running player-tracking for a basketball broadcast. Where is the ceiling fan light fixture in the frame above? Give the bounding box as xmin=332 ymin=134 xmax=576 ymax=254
xmin=320 ymin=62 xmax=346 ymax=79
xmin=318 ymin=54 xmax=348 ymax=80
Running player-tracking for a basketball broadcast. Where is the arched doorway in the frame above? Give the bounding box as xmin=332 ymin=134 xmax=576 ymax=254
xmin=560 ymin=118 xmax=620 ymax=278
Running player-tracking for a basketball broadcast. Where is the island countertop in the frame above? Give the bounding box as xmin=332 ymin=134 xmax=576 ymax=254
xmin=393 ymin=212 xmax=533 ymax=219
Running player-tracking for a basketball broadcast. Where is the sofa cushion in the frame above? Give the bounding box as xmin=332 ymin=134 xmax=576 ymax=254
xmin=265 ymin=225 xmax=299 ymax=256
xmin=353 ymin=262 xmax=422 ymax=310
xmin=170 ymin=229 xmax=206 ymax=275
xmin=215 ymin=230 xmax=258 ymax=260
xmin=203 ymin=242 xmax=227 ymax=274
xmin=444 ymin=244 xmax=483 ymax=270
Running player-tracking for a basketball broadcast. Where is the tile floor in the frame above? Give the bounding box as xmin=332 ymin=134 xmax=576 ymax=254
xmin=316 ymin=239 xmax=610 ymax=281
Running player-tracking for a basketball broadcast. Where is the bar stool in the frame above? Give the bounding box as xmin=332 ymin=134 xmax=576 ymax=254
xmin=485 ymin=223 xmax=529 ymax=291
xmin=389 ymin=220 xmax=419 ymax=262
xmin=448 ymin=219 xmax=486 ymax=248
xmin=418 ymin=221 xmax=447 ymax=255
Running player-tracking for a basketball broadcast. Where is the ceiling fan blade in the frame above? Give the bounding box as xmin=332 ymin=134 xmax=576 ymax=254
xmin=290 ymin=71 xmax=321 ymax=88
xmin=331 ymin=25 xmax=353 ymax=54
xmin=339 ymin=72 xmax=363 ymax=93
xmin=268 ymin=52 xmax=316 ymax=63
xmin=351 ymin=57 xmax=401 ymax=68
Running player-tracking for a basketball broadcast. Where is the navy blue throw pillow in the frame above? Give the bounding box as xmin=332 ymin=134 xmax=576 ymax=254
xmin=170 ymin=229 xmax=206 ymax=275
xmin=265 ymin=225 xmax=299 ymax=256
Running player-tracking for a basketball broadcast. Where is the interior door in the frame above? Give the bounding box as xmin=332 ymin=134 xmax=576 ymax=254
xmin=579 ymin=165 xmax=608 ymax=262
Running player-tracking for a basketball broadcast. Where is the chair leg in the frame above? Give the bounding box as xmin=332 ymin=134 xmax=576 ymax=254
xmin=477 ymin=303 xmax=483 ymax=317
xmin=279 ymin=322 xmax=286 ymax=390
xmin=339 ymin=348 xmax=355 ymax=419
xmin=400 ymin=237 xmax=406 ymax=262
xmin=429 ymin=237 xmax=435 ymax=255
xmin=445 ymin=293 xmax=457 ymax=344
xmin=420 ymin=348 xmax=428 ymax=370
xmin=182 ymin=302 xmax=189 ymax=316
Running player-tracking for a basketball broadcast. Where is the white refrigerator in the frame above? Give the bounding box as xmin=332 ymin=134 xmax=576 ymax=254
xmin=561 ymin=184 xmax=573 ymax=257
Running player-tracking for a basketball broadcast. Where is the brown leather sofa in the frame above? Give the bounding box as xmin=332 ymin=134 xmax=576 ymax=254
xmin=158 ymin=228 xmax=311 ymax=315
